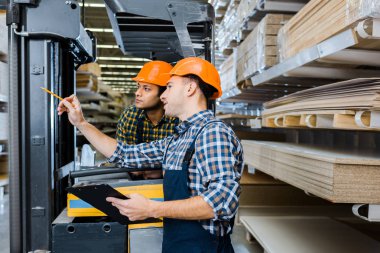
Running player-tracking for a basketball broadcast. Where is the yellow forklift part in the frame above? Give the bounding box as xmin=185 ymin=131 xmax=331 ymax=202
xmin=67 ymin=181 xmax=164 ymax=217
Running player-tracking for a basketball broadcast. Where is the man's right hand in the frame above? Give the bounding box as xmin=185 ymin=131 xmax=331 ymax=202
xmin=57 ymin=94 xmax=86 ymax=127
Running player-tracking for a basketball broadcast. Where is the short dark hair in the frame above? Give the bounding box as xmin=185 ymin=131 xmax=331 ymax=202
xmin=184 ymin=74 xmax=217 ymax=99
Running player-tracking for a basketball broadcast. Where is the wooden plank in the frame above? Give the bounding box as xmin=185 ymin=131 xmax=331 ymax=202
xmin=242 ymin=140 xmax=380 ymax=165
xmin=0 ymin=174 xmax=8 ymax=187
xmin=261 ymin=79 xmax=380 ymax=130
xmin=283 ymin=115 xmax=301 ymax=127
xmin=242 ymin=140 xmax=380 ymax=203
xmin=263 ymin=110 xmax=380 ymax=131
xmin=236 ymin=14 xmax=292 ymax=83
xmin=219 ymin=49 xmax=237 ymax=93
xmin=77 ymin=63 xmax=101 ymax=77
xmin=216 ymin=113 xmax=256 ymax=119
xmin=278 ymin=0 xmax=380 ymax=60
xmin=240 ymin=216 xmax=380 ymax=253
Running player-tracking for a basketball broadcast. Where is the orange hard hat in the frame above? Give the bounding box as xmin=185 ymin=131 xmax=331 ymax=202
xmin=132 ymin=61 xmax=173 ymax=86
xmin=169 ymin=57 xmax=222 ymax=99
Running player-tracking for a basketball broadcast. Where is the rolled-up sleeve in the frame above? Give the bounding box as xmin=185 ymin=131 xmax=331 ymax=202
xmin=108 ymin=137 xmax=170 ymax=169
xmin=195 ymin=124 xmax=243 ymax=221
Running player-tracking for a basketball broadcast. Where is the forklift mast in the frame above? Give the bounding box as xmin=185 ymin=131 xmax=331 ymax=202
xmin=7 ymin=0 xmax=214 ymax=251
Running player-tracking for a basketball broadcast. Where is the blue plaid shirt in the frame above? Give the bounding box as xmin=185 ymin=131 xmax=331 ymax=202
xmin=109 ymin=110 xmax=243 ymax=236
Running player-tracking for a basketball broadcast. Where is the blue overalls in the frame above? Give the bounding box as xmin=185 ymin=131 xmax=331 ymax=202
xmin=161 ymin=121 xmax=235 ymax=253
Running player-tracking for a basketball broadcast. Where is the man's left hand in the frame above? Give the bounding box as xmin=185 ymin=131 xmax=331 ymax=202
xmin=106 ymin=193 xmax=155 ymax=221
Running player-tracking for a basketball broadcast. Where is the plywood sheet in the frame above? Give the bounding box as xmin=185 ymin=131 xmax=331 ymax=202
xmin=242 ymin=140 xmax=380 ymax=203
xmin=262 ymin=79 xmax=380 ymax=119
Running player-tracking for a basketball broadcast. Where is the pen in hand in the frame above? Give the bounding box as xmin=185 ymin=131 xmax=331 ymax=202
xmin=40 ymin=87 xmax=64 ymax=101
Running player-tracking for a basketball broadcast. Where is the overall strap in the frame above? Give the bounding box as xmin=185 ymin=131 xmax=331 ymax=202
xmin=136 ymin=116 xmax=144 ymax=144
xmin=182 ymin=120 xmax=222 ymax=167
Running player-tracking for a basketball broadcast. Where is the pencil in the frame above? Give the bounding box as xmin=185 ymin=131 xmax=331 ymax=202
xmin=40 ymin=87 xmax=64 ymax=101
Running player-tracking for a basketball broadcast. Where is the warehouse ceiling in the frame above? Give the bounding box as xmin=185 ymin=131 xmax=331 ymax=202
xmin=81 ymin=0 xmax=149 ymax=94
xmin=82 ymin=0 xmax=216 ymax=94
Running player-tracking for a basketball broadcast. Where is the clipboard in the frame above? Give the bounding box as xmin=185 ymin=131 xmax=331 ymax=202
xmin=67 ymin=184 xmax=130 ymax=225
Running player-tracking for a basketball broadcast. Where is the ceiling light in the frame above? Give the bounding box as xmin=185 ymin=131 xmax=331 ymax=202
xmin=97 ymin=57 xmax=148 ymax=62
xmin=99 ymin=77 xmax=133 ymax=81
xmin=97 ymin=45 xmax=119 ymax=49
xmin=100 ymin=64 xmax=144 ymax=68
xmin=103 ymin=81 xmax=136 ymax=85
xmin=87 ymin=28 xmax=113 ymax=33
xmin=101 ymin=71 xmax=137 ymax=76
xmin=78 ymin=3 xmax=106 ymax=8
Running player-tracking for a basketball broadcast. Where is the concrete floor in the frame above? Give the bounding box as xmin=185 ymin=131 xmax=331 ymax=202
xmin=0 ymin=193 xmax=9 ymax=253
xmin=0 ymin=193 xmax=261 ymax=253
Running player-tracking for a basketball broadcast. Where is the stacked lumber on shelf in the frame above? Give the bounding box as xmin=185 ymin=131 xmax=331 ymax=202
xmin=242 ymin=140 xmax=380 ymax=203
xmin=235 ymin=0 xmax=307 ymax=42
xmin=78 ymin=62 xmax=101 ymax=77
xmin=76 ymin=74 xmax=98 ymax=91
xmin=236 ymin=14 xmax=292 ymax=84
xmin=0 ymin=10 xmax=6 ymax=63
xmin=0 ymin=153 xmax=7 ymax=174
xmin=209 ymin=0 xmax=230 ymax=24
xmin=76 ymin=63 xmax=101 ymax=91
xmin=262 ymin=78 xmax=380 ymax=130
xmin=216 ymin=0 xmax=240 ymax=54
xmin=278 ymin=0 xmax=380 ymax=61
xmin=235 ymin=0 xmax=260 ymax=41
xmin=219 ymin=49 xmax=236 ymax=93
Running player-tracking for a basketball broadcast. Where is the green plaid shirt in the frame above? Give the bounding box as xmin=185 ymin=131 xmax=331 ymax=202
xmin=116 ymin=105 xmax=179 ymax=144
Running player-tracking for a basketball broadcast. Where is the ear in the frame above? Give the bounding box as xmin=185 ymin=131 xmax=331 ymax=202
xmin=186 ymin=80 xmax=197 ymax=97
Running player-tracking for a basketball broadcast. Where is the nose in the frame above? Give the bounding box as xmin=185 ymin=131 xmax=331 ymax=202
xmin=160 ymin=89 xmax=167 ymax=102
xmin=135 ymin=87 xmax=141 ymax=97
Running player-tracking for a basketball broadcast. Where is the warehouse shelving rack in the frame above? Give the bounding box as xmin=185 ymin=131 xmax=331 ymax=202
xmin=221 ymin=18 xmax=380 ymax=103
xmin=213 ymin=1 xmax=380 ymax=251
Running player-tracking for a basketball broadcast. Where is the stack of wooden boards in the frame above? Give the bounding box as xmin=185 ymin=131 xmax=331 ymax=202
xmin=236 ymin=14 xmax=292 ymax=84
xmin=216 ymin=0 xmax=307 ymax=53
xmin=0 ymin=10 xmax=6 ymax=63
xmin=219 ymin=13 xmax=293 ymax=95
xmin=278 ymin=0 xmax=380 ymax=61
xmin=262 ymin=78 xmax=380 ymax=130
xmin=76 ymin=62 xmax=101 ymax=91
xmin=219 ymin=49 xmax=236 ymax=93
xmin=209 ymin=0 xmax=230 ymax=24
xmin=216 ymin=0 xmax=240 ymax=54
xmin=242 ymin=140 xmax=380 ymax=203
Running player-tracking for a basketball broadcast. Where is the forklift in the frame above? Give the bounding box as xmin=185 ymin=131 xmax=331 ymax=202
xmin=7 ymin=0 xmax=215 ymax=252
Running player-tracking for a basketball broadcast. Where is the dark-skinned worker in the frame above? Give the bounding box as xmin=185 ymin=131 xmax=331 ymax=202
xmin=116 ymin=61 xmax=179 ymax=179
xmin=58 ymin=57 xmax=243 ymax=253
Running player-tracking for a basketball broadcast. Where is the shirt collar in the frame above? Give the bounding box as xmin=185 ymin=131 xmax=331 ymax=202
xmin=138 ymin=109 xmax=170 ymax=125
xmin=175 ymin=110 xmax=213 ymax=135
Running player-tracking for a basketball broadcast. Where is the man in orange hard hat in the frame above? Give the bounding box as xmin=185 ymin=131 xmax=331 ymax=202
xmin=59 ymin=57 xmax=243 ymax=252
xmin=116 ymin=61 xmax=179 ymax=179
xmin=58 ymin=61 xmax=178 ymax=179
